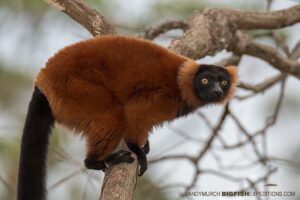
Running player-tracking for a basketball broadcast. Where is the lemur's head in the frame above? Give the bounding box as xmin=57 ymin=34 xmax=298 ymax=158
xmin=193 ymin=65 xmax=232 ymax=102
xmin=178 ymin=61 xmax=238 ymax=107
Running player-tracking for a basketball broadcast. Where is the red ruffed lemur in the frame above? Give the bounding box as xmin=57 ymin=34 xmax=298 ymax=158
xmin=17 ymin=35 xmax=237 ymax=200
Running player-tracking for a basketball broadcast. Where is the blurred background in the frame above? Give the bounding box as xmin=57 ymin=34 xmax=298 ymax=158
xmin=0 ymin=0 xmax=300 ymax=199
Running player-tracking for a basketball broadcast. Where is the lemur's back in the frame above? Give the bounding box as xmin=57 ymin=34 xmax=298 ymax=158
xmin=36 ymin=36 xmax=188 ymax=103
xmin=34 ymin=35 xmax=189 ymax=133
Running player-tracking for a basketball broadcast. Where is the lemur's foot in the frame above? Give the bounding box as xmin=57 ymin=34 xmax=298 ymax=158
xmin=84 ymin=150 xmax=134 ymax=171
xmin=106 ymin=150 xmax=135 ymax=166
xmin=126 ymin=142 xmax=147 ymax=176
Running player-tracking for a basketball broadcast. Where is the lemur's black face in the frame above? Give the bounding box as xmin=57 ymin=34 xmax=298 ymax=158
xmin=193 ymin=65 xmax=231 ymax=102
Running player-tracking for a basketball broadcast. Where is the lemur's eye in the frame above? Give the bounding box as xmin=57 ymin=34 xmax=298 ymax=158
xmin=221 ymin=80 xmax=227 ymax=86
xmin=201 ymin=78 xmax=208 ymax=84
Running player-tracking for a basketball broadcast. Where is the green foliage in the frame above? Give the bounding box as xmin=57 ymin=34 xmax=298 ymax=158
xmin=134 ymin=176 xmax=170 ymax=200
xmin=0 ymin=66 xmax=31 ymax=108
xmin=0 ymin=0 xmax=47 ymax=12
xmin=0 ymin=137 xmax=19 ymax=163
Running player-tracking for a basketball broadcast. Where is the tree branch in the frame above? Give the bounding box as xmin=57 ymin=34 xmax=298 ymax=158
xmin=144 ymin=21 xmax=189 ymax=40
xmin=237 ymin=5 xmax=300 ymax=29
xmin=44 ymin=0 xmax=116 ymax=36
xmin=231 ymin=31 xmax=300 ymax=78
xmin=100 ymin=141 xmax=139 ymax=200
xmin=291 ymin=41 xmax=300 ymax=59
xmin=168 ymin=5 xmax=300 ymax=79
xmin=244 ymin=42 xmax=300 ymax=76
xmin=238 ymin=74 xmax=286 ymax=93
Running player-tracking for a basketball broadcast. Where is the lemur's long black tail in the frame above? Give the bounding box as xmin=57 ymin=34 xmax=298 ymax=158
xmin=17 ymin=87 xmax=54 ymax=200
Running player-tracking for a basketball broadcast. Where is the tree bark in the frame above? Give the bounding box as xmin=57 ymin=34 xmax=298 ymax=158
xmin=100 ymin=142 xmax=139 ymax=200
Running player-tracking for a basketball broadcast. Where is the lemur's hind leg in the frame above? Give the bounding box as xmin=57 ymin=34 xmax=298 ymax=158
xmin=84 ymin=111 xmax=134 ymax=171
xmin=124 ymin=127 xmax=149 ymax=176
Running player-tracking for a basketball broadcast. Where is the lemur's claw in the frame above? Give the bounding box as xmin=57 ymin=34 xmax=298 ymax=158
xmin=142 ymin=140 xmax=150 ymax=155
xmin=138 ymin=159 xmax=147 ymax=176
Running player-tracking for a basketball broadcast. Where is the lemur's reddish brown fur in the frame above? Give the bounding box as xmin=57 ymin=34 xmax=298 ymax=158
xmin=35 ymin=35 xmax=237 ymax=161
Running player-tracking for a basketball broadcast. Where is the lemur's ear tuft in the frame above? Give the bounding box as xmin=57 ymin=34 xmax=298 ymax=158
xmin=220 ymin=65 xmax=238 ymax=104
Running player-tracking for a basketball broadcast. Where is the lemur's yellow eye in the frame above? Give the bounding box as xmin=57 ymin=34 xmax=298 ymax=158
xmin=201 ymin=78 xmax=208 ymax=84
xmin=221 ymin=80 xmax=227 ymax=86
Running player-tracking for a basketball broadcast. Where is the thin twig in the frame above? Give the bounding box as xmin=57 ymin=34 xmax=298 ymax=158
xmin=144 ymin=21 xmax=189 ymax=40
